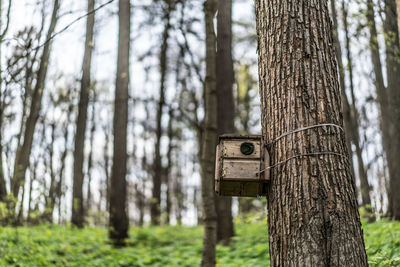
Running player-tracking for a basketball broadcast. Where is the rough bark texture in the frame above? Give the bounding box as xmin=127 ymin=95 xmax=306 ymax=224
xmin=201 ymin=0 xmax=217 ymax=266
xmin=383 ymin=0 xmax=400 ymax=220
xmin=72 ymin=0 xmax=95 ymax=228
xmin=255 ymin=1 xmax=368 ymax=266
xmin=12 ymin=0 xmax=59 ymax=199
xmin=109 ymin=0 xmax=130 ymax=244
xmin=151 ymin=0 xmax=173 ymax=225
xmin=215 ymin=0 xmax=234 ymax=245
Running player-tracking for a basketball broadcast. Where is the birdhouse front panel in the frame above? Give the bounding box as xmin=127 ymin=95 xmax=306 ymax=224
xmin=215 ymin=135 xmax=270 ymax=197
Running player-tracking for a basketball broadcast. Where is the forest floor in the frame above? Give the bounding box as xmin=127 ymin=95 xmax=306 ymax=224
xmin=0 ymin=220 xmax=399 ymax=266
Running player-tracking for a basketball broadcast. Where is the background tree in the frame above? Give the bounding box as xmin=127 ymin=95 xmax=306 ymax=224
xmin=72 ymin=0 xmax=95 ymax=228
xmin=151 ymin=0 xmax=175 ymax=226
xmin=11 ymin=0 xmax=60 ymax=205
xmin=255 ymin=0 xmax=368 ymax=265
xmin=109 ymin=0 xmax=130 ymax=245
xmin=331 ymin=0 xmax=371 ymax=210
xmin=382 ymin=0 xmax=400 ymax=220
xmin=215 ymin=0 xmax=234 ymax=245
xmin=201 ymin=0 xmax=217 ymax=265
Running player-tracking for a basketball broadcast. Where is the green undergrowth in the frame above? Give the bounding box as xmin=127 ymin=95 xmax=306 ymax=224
xmin=0 ymin=220 xmax=398 ymax=266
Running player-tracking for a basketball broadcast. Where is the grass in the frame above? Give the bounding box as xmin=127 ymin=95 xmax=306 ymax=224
xmin=0 ymin=220 xmax=398 ymax=266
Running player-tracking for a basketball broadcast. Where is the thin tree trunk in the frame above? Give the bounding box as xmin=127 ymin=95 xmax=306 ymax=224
xmin=109 ymin=0 xmax=130 ymax=245
xmin=16 ymin=175 xmax=25 ymax=224
xmin=43 ymin=123 xmax=56 ymax=222
xmin=27 ymin=160 xmax=37 ymax=223
xmin=86 ymin=92 xmax=96 ymax=214
xmin=330 ymin=0 xmax=356 ymax=183
xmin=103 ymin=125 xmax=110 ymax=213
xmin=342 ymin=1 xmax=372 ymax=212
xmin=72 ymin=0 xmax=95 ymax=228
xmin=0 ymin=0 xmax=12 ymax=202
xmin=201 ymin=0 xmax=217 ymax=266
xmin=215 ymin=0 xmax=234 ymax=245
xmin=151 ymin=0 xmax=173 ymax=225
xmin=365 ymin=0 xmax=394 ymax=218
xmin=57 ymin=100 xmax=73 ymax=224
xmin=331 ymin=0 xmax=371 ymax=208
xmin=255 ymin=1 xmax=368 ymax=266
xmin=164 ymin=108 xmax=174 ymax=225
xmin=236 ymin=64 xmax=256 ymax=214
xmin=11 ymin=0 xmax=59 ymax=199
xmin=383 ymin=0 xmax=400 ymax=220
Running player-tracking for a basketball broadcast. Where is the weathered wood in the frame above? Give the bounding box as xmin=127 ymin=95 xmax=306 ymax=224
xmin=215 ymin=135 xmax=269 ymax=197
xmin=222 ymin=140 xmax=260 ymax=159
xmin=216 ymin=181 xmax=262 ymax=197
xmin=223 ymin=160 xmax=261 ymax=180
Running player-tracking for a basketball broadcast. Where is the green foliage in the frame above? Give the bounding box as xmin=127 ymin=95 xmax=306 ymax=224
xmin=0 ymin=221 xmax=398 ymax=266
xmin=364 ymin=220 xmax=400 ymax=267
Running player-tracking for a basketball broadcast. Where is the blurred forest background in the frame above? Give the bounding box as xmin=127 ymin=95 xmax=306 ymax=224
xmin=0 ymin=0 xmax=399 ymax=265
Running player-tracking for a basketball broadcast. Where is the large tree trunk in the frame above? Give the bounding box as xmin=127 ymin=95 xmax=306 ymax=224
xmin=201 ymin=0 xmax=217 ymax=266
xmin=109 ymin=0 xmax=130 ymax=245
xmin=72 ymin=0 xmax=95 ymax=228
xmin=255 ymin=1 xmax=368 ymax=266
xmin=151 ymin=0 xmax=173 ymax=225
xmin=215 ymin=0 xmax=234 ymax=245
xmin=383 ymin=0 xmax=400 ymax=220
xmin=12 ymin=0 xmax=60 ymax=199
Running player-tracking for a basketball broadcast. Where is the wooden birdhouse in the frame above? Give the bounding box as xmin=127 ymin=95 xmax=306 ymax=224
xmin=215 ymin=135 xmax=270 ymax=197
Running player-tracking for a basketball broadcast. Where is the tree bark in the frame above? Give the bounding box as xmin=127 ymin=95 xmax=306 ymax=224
xmin=201 ymin=0 xmax=217 ymax=266
xmin=151 ymin=0 xmax=173 ymax=225
xmin=109 ymin=0 xmax=130 ymax=244
xmin=255 ymin=1 xmax=368 ymax=266
xmin=72 ymin=0 xmax=95 ymax=228
xmin=12 ymin=0 xmax=60 ymax=199
xmin=383 ymin=0 xmax=400 ymax=220
xmin=215 ymin=0 xmax=234 ymax=245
